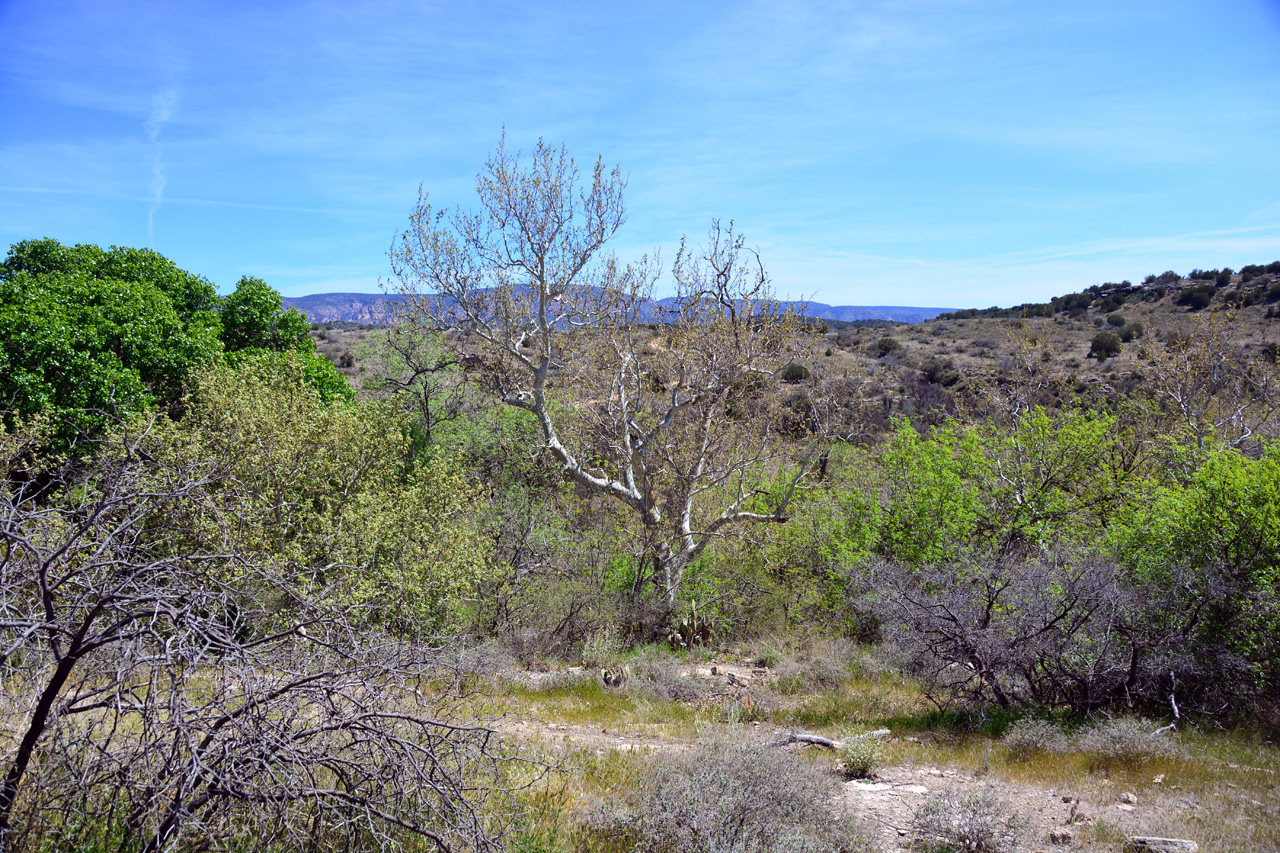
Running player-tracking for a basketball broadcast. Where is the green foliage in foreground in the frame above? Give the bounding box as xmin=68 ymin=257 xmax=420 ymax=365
xmin=150 ymin=352 xmax=493 ymax=631
xmin=1112 ymin=442 xmax=1280 ymax=696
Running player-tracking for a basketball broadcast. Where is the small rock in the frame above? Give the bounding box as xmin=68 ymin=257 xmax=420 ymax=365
xmin=897 ymin=784 xmax=929 ymax=794
xmin=710 ymin=665 xmax=719 ymax=675
xmin=1124 ymin=837 xmax=1199 ymax=853
xmin=1121 ymin=791 xmax=1139 ymax=804
xmin=1153 ymin=774 xmax=1165 ymax=784
xmin=1048 ymin=828 xmax=1073 ymax=845
xmin=1062 ymin=795 xmax=1074 ymax=803
xmin=1117 ymin=804 xmax=1137 ymax=812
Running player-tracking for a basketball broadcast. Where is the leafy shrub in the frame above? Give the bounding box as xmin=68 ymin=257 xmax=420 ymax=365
xmin=920 ymin=356 xmax=960 ymax=386
xmin=1119 ymin=322 xmax=1144 ymax=343
xmin=838 ymin=736 xmax=882 ymax=779
xmin=1267 ymin=282 xmax=1280 ymax=302
xmin=1175 ymin=284 xmax=1216 ymax=309
xmin=592 ymin=735 xmax=870 ymax=853
xmin=1222 ymin=288 xmax=1261 ymax=308
xmin=1106 ymin=312 xmax=1126 ymax=327
xmin=1077 ymin=717 xmax=1182 ymax=770
xmin=912 ymin=793 xmax=1020 ymax=853
xmin=1216 ymin=268 xmax=1233 ymax=287
xmin=1112 ymin=444 xmax=1280 ymax=709
xmin=1002 ymin=719 xmax=1069 ymax=762
xmin=1088 ymin=331 xmax=1122 ymax=360
xmin=871 ymin=336 xmax=900 ymax=357
xmin=780 ymin=362 xmax=812 ymax=383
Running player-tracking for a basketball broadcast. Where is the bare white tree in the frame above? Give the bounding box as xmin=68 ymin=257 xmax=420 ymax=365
xmin=1142 ymin=310 xmax=1280 ymax=456
xmin=389 ymin=136 xmax=820 ymax=626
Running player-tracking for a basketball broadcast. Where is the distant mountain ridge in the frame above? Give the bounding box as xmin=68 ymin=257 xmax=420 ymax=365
xmin=281 ymin=292 xmax=955 ymax=325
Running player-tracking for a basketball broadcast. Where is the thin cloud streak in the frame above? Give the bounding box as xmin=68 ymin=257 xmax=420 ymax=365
xmin=144 ymin=83 xmax=178 ymax=245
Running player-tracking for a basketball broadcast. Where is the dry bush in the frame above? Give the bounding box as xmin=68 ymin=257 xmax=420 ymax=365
xmin=0 ymin=420 xmax=520 ymax=852
xmin=625 ymin=660 xmax=722 ymax=704
xmin=869 ymin=555 xmax=1187 ymax=716
xmin=772 ymin=639 xmax=855 ymax=694
xmin=590 ymin=734 xmax=871 ymax=853
xmin=1001 ymin=719 xmax=1069 ymax=762
xmin=911 ymin=793 xmax=1021 ymax=853
xmin=1076 ymin=717 xmax=1183 ymax=771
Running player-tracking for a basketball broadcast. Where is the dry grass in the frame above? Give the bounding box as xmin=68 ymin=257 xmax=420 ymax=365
xmin=486 ymin=646 xmax=1280 ymax=853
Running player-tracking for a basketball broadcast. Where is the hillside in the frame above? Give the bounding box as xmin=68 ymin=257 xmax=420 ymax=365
xmin=282 ymin=291 xmax=956 ymax=325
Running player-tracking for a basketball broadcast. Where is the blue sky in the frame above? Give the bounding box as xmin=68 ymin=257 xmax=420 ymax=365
xmin=2 ymin=0 xmax=1279 ymax=307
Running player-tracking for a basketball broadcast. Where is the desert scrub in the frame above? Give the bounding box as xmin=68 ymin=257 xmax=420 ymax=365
xmin=1077 ymin=716 xmax=1183 ymax=771
xmin=911 ymin=793 xmax=1021 ymax=853
xmin=589 ymin=733 xmax=871 ymax=853
xmin=580 ymin=627 xmax=625 ymax=668
xmin=1001 ymin=718 xmax=1069 ymax=763
xmin=838 ymin=735 xmax=882 ymax=779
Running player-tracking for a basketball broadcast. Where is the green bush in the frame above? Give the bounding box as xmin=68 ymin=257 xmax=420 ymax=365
xmin=1110 ymin=444 xmax=1280 ymax=705
xmin=0 ymin=248 xmax=222 ymax=445
xmin=838 ymin=735 xmax=882 ymax=779
xmin=1087 ymin=331 xmax=1122 ymax=360
xmin=780 ymin=362 xmax=811 ymax=383
xmin=1106 ymin=312 xmax=1126 ymax=327
xmin=871 ymin=336 xmax=900 ymax=357
xmin=1175 ymin=284 xmax=1216 ymax=309
xmin=1119 ymin=322 xmax=1144 ymax=343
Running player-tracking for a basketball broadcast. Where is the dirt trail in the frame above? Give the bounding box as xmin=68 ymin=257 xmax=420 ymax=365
xmin=496 ymin=664 xmax=1211 ymax=852
xmin=842 ymin=763 xmax=1198 ymax=852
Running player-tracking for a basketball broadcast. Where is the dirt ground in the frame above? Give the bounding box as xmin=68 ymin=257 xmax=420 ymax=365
xmin=493 ymin=661 xmax=1249 ymax=853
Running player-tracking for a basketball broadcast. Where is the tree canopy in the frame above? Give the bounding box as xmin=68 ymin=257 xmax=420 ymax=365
xmin=0 ymin=239 xmax=351 ymax=443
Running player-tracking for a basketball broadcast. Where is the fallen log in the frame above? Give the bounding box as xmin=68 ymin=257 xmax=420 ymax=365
xmin=764 ymin=729 xmax=890 ymax=750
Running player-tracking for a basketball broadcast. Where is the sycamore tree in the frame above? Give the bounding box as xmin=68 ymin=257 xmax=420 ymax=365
xmin=389 ymin=136 xmax=820 ymax=625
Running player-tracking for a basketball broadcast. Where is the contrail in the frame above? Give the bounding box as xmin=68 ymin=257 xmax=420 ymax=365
xmin=145 ymin=85 xmax=179 ymax=246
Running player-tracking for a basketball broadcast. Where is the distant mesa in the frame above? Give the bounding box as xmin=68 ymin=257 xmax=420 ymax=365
xmin=281 ymin=293 xmax=400 ymax=324
xmin=282 ymin=292 xmax=955 ymax=326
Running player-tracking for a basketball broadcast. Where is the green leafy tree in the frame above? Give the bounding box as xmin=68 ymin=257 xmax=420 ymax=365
xmin=1 ymin=237 xmax=222 ymax=319
xmin=876 ymin=420 xmax=985 ymax=565
xmin=1111 ymin=443 xmax=1280 ymax=703
xmin=1088 ymin=330 xmax=1122 ymax=360
xmin=220 ymin=274 xmax=312 ymax=353
xmin=219 ymin=275 xmax=353 ymax=403
xmin=874 ymin=409 xmax=1137 ymax=565
xmin=0 ymin=240 xmax=223 ymax=443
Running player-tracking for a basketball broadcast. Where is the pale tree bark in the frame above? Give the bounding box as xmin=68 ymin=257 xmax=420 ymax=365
xmin=389 ymin=135 xmax=822 ymax=627
xmin=1142 ymin=309 xmax=1280 ymax=459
